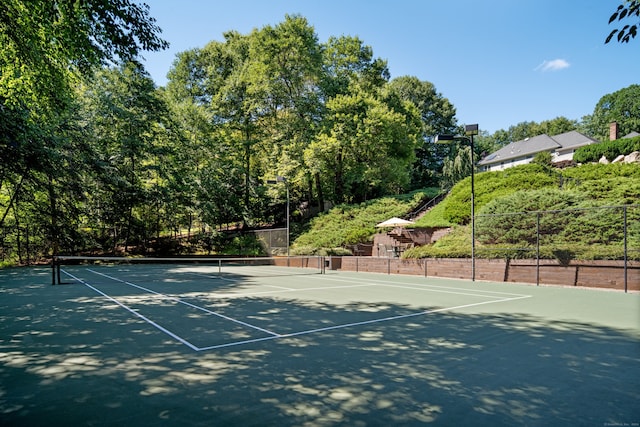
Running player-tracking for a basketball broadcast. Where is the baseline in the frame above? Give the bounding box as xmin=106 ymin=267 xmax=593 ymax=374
xmin=61 ymin=267 xmax=532 ymax=352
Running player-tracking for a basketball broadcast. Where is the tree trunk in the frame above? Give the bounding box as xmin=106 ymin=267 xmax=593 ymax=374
xmin=314 ymin=172 xmax=324 ymax=212
xmin=0 ymin=173 xmax=26 ymax=229
xmin=12 ymin=203 xmax=22 ymax=264
xmin=243 ymin=126 xmax=251 ymax=228
xmin=334 ymin=149 xmax=344 ymax=203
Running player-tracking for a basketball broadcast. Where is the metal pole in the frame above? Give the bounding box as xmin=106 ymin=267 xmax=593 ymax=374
xmin=623 ymin=205 xmax=628 ymax=293
xmin=536 ymin=212 xmax=540 ymax=286
xmin=470 ymin=133 xmax=475 ymax=282
xmin=286 ymin=183 xmax=290 ymax=258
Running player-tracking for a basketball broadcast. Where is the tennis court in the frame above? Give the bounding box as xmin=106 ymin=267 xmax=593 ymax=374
xmin=1 ymin=258 xmax=638 ymax=426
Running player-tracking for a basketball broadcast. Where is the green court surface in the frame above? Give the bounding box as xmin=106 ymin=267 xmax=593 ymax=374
xmin=1 ymin=264 xmax=638 ymax=426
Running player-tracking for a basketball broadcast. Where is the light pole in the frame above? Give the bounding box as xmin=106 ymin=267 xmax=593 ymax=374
xmin=435 ymin=124 xmax=478 ymax=281
xmin=267 ymin=176 xmax=289 ymax=257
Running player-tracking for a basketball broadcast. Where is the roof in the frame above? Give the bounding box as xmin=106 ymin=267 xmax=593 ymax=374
xmin=479 ymin=131 xmax=597 ymax=166
xmin=623 ymin=131 xmax=640 ymax=138
xmin=551 ymin=130 xmax=598 ymax=150
xmin=478 ymin=134 xmax=558 ymax=165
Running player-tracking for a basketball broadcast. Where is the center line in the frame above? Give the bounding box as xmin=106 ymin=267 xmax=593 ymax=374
xmin=86 ymin=268 xmax=281 ymax=337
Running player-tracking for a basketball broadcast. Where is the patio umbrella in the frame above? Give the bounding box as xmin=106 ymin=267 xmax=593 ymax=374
xmin=375 ymin=217 xmax=415 ymax=228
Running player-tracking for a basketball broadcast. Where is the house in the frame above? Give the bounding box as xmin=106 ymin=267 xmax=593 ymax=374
xmin=478 ymin=130 xmax=599 ymax=172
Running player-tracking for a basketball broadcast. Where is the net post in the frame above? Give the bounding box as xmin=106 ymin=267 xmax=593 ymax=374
xmin=51 ymin=257 xmax=56 ymax=285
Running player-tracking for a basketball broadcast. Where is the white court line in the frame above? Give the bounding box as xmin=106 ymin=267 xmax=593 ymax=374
xmin=304 ymin=274 xmax=531 ymax=298
xmin=63 ymin=267 xmax=533 ymax=352
xmin=196 ymin=294 xmax=532 ymax=351
xmin=203 ymin=283 xmax=378 ymax=299
xmin=259 ymin=284 xmax=296 ymax=291
xmin=62 ymin=269 xmax=200 ymax=351
xmin=86 ymin=268 xmax=280 ymax=337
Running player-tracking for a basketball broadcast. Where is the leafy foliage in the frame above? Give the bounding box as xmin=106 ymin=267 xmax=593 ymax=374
xmin=584 ymin=84 xmax=640 ymax=141
xmin=484 ymin=117 xmax=579 ymax=150
xmin=387 ymin=76 xmax=458 ymax=188
xmin=291 ymin=189 xmax=436 ymax=254
xmin=573 ymin=136 xmax=640 ymax=163
xmin=606 ymin=1 xmax=640 ymax=44
xmin=414 ymin=164 xmax=559 ymax=227
xmin=532 ymin=151 xmax=553 ymax=167
xmin=406 ymin=163 xmax=640 ymax=261
xmin=1 ymin=6 xmax=639 ymax=264
xmin=1 ymin=0 xmax=168 ymax=262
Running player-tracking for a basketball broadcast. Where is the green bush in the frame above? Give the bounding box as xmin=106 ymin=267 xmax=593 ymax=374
xmin=476 ymin=188 xmax=583 ymax=247
xmin=415 ymin=164 xmax=559 ymax=227
xmin=406 ymin=163 xmax=640 ymax=261
xmin=291 ymin=188 xmax=438 ymax=253
xmin=532 ymin=151 xmax=553 ymax=166
xmin=404 ymin=226 xmax=470 ymax=258
xmin=573 ymin=136 xmax=640 ymax=163
xmin=294 ymin=163 xmax=639 ymax=261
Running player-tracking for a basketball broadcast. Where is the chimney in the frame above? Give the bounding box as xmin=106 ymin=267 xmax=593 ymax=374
xmin=610 ymin=122 xmax=619 ymax=141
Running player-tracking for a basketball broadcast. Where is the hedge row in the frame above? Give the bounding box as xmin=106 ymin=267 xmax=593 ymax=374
xmin=573 ymin=136 xmax=640 ymax=163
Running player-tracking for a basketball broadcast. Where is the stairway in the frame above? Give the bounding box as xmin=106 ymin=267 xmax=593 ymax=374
xmin=388 ymin=233 xmax=413 ymax=247
xmin=405 ymin=192 xmax=447 ymax=221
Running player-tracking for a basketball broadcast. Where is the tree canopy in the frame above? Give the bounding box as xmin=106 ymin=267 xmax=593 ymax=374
xmin=0 ymin=8 xmax=637 ymax=263
xmin=585 ymin=84 xmax=640 ymax=141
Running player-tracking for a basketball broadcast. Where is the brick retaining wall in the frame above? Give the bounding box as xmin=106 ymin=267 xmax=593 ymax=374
xmin=330 ymin=257 xmax=639 ymax=291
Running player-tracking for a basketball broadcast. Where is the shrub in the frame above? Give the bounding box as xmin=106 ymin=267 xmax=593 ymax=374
xmin=574 ymin=136 xmax=640 ymax=163
xmin=532 ymin=151 xmax=553 ymax=166
xmin=423 ymin=164 xmax=559 ymax=226
xmin=291 ymin=188 xmax=438 ymax=253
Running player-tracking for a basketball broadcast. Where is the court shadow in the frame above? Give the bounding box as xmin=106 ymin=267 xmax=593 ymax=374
xmin=0 ymin=267 xmax=638 ymax=426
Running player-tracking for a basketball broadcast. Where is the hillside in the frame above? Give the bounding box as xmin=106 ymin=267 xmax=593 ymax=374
xmin=294 ymin=163 xmax=640 ymax=260
xmin=291 ymin=189 xmax=439 ymax=255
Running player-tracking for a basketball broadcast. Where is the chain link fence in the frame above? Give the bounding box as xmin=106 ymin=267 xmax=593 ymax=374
xmin=474 ymin=204 xmax=639 ymax=290
xmin=475 ymin=204 xmax=639 ymax=262
xmin=250 ymin=228 xmax=288 ymax=256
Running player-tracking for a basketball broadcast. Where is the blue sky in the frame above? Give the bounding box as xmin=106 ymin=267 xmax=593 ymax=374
xmin=141 ymin=0 xmax=638 ymax=134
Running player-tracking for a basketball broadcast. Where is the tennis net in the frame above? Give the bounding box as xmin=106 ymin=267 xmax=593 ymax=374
xmin=51 ymin=255 xmax=326 ymax=285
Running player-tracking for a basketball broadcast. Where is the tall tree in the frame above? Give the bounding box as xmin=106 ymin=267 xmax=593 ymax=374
xmin=387 ymin=76 xmax=457 ymax=189
xmin=305 ymin=88 xmax=420 ymax=203
xmin=79 ymin=63 xmax=173 ymax=252
xmin=309 ymin=34 xmax=396 ymax=205
xmin=167 ymin=16 xmax=328 ymax=226
xmin=1 ymin=0 xmax=168 ymax=259
xmin=248 ymin=15 xmax=324 ymax=218
xmin=585 ymin=84 xmax=640 ymax=141
xmin=1 ymin=0 xmax=168 ymax=156
xmin=321 ymin=35 xmax=390 ymax=99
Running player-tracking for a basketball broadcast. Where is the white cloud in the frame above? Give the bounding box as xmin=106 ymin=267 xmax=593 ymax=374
xmin=535 ymin=59 xmax=570 ymax=72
